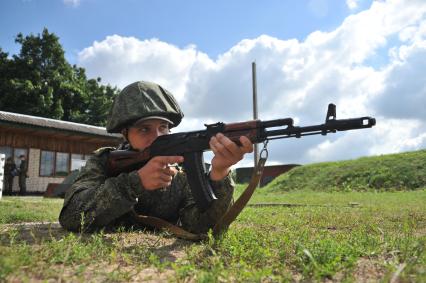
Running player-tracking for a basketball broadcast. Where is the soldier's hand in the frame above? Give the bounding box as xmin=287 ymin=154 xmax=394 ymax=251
xmin=138 ymin=156 xmax=184 ymax=190
xmin=209 ymin=133 xmax=253 ymax=181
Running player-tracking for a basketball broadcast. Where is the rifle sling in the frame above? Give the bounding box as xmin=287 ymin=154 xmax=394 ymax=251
xmin=130 ymin=210 xmax=207 ymax=241
xmin=131 ymin=156 xmax=267 ymax=241
xmin=212 ymin=156 xmax=266 ymax=236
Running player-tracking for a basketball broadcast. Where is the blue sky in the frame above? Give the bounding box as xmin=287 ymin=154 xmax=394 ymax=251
xmin=1 ymin=0 xmax=368 ymax=62
xmin=1 ymin=0 xmax=425 ymax=166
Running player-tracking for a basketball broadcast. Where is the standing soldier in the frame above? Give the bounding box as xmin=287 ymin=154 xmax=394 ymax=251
xmin=4 ymin=157 xmax=17 ymax=195
xmin=18 ymin=155 xmax=28 ymax=196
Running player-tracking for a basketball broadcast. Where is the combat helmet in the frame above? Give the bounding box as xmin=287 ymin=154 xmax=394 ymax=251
xmin=106 ymin=81 xmax=184 ymax=133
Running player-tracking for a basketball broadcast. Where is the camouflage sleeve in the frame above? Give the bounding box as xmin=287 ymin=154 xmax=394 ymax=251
xmin=178 ymin=173 xmax=234 ymax=234
xmin=59 ymin=150 xmax=143 ymax=232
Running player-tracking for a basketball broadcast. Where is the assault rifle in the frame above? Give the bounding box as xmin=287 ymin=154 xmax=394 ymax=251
xmin=106 ymin=104 xmax=375 ymax=210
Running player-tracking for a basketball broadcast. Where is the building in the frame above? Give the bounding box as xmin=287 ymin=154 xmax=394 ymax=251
xmin=235 ymin=164 xmax=300 ymax=187
xmin=0 ymin=111 xmax=122 ymax=194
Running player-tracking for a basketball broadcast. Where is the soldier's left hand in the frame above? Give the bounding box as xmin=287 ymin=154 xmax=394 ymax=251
xmin=209 ymin=133 xmax=253 ymax=181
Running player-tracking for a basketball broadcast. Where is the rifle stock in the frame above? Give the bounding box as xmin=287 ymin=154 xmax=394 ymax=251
xmin=106 ymin=104 xmax=376 ymax=210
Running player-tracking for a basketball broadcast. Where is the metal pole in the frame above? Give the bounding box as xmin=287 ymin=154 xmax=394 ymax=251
xmin=252 ymin=62 xmax=259 ymax=167
xmin=0 ymin=153 xmax=4 ymax=199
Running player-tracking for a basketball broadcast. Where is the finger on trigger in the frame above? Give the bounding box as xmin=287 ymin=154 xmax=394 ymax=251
xmin=158 ymin=156 xmax=184 ymax=165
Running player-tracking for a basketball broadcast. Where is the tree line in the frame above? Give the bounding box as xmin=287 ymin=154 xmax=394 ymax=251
xmin=0 ymin=28 xmax=119 ymax=126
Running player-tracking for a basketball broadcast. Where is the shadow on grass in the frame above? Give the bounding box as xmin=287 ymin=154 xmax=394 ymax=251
xmin=0 ymin=222 xmax=194 ymax=264
xmin=0 ymin=222 xmax=68 ymax=245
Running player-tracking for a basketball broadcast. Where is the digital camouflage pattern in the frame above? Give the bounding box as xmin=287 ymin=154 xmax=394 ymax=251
xmin=106 ymin=81 xmax=184 ymax=133
xmin=59 ymin=147 xmax=234 ymax=234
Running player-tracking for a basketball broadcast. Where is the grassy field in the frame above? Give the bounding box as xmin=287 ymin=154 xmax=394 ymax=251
xmin=0 ymin=196 xmax=63 ymax=224
xmin=0 ymin=189 xmax=425 ymax=282
xmin=266 ymin=149 xmax=426 ymax=192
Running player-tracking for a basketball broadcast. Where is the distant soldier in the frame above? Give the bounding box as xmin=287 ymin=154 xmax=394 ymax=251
xmin=18 ymin=155 xmax=28 ymax=196
xmin=4 ymin=157 xmax=17 ymax=195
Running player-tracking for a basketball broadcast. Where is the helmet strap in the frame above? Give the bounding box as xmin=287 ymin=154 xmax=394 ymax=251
xmin=120 ymin=128 xmax=139 ymax=151
xmin=121 ymin=128 xmax=129 ymax=141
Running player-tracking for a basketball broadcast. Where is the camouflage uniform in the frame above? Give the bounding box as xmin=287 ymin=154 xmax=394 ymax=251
xmin=59 ymin=81 xmax=234 ymax=234
xmin=59 ymin=147 xmax=234 ymax=233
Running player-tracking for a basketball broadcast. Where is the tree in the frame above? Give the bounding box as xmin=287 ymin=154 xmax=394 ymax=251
xmin=0 ymin=28 xmax=119 ymax=126
xmin=70 ymin=74 xmax=118 ymax=126
xmin=9 ymin=28 xmax=77 ymax=118
xmin=0 ymin=48 xmax=14 ymax=110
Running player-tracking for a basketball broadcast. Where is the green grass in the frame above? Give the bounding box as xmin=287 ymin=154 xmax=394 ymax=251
xmin=266 ymin=149 xmax=426 ymax=192
xmin=0 ymin=190 xmax=425 ymax=282
xmin=0 ymin=196 xmax=63 ymax=224
xmin=1 ymin=150 xmax=425 ymax=281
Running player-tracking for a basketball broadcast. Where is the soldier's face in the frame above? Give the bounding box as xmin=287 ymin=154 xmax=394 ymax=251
xmin=127 ymin=119 xmax=170 ymax=150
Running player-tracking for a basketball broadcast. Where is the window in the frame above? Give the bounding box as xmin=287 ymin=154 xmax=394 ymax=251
xmin=0 ymin=147 xmax=28 ymax=168
xmin=71 ymin=154 xmax=86 ymax=171
xmin=40 ymin=151 xmax=88 ymax=177
xmin=0 ymin=147 xmax=12 ymax=159
xmin=14 ymin=148 xmax=28 ymax=165
xmin=40 ymin=151 xmax=55 ymax=176
xmin=55 ymin=152 xmax=70 ymax=176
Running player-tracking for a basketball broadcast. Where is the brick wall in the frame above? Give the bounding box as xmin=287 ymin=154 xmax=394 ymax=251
xmin=10 ymin=148 xmax=65 ymax=193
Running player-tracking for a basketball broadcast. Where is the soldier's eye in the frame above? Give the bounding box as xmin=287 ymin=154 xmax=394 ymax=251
xmin=159 ymin=125 xmax=169 ymax=134
xmin=136 ymin=127 xmax=150 ymax=133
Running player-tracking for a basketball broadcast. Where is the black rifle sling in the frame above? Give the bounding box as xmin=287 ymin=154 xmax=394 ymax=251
xmin=131 ymin=156 xmax=267 ymax=241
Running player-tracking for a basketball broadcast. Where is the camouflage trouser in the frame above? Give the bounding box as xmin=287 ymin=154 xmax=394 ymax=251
xmin=19 ymin=176 xmax=26 ymax=195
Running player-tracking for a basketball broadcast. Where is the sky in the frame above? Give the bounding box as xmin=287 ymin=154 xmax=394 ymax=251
xmin=1 ymin=0 xmax=426 ymax=167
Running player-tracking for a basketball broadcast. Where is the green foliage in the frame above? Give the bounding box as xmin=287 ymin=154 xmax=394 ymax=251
xmin=0 ymin=28 xmax=119 ymax=126
xmin=266 ymin=149 xmax=426 ymax=192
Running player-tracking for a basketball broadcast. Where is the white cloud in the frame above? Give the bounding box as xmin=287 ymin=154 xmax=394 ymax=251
xmin=367 ymin=118 xmax=426 ymax=155
xmin=78 ymin=0 xmax=426 ymax=165
xmin=63 ymin=0 xmax=80 ymax=7
xmin=305 ymin=118 xmax=425 ymax=163
xmin=346 ymin=0 xmax=359 ymax=10
xmin=78 ymin=35 xmax=204 ymax=101
xmin=373 ymin=41 xmax=426 ymax=121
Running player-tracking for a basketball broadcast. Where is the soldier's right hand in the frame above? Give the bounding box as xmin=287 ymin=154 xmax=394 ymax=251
xmin=137 ymin=156 xmax=184 ymax=190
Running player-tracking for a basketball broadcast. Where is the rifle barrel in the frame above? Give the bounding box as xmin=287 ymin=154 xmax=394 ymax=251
xmin=264 ymin=117 xmax=375 ymax=140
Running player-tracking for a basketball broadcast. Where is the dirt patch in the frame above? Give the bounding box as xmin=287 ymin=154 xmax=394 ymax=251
xmin=352 ymin=257 xmax=386 ymax=282
xmin=0 ymin=222 xmax=192 ymax=260
xmin=7 ymin=264 xmax=177 ymax=283
xmin=58 ymin=263 xmax=177 ymax=282
xmin=1 ymin=222 xmax=193 ymax=282
xmin=0 ymin=221 xmax=68 ymax=244
xmin=103 ymin=231 xmax=191 ymax=262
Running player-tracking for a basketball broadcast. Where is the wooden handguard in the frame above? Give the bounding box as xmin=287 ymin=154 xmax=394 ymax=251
xmin=223 ymin=120 xmax=261 ymax=144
